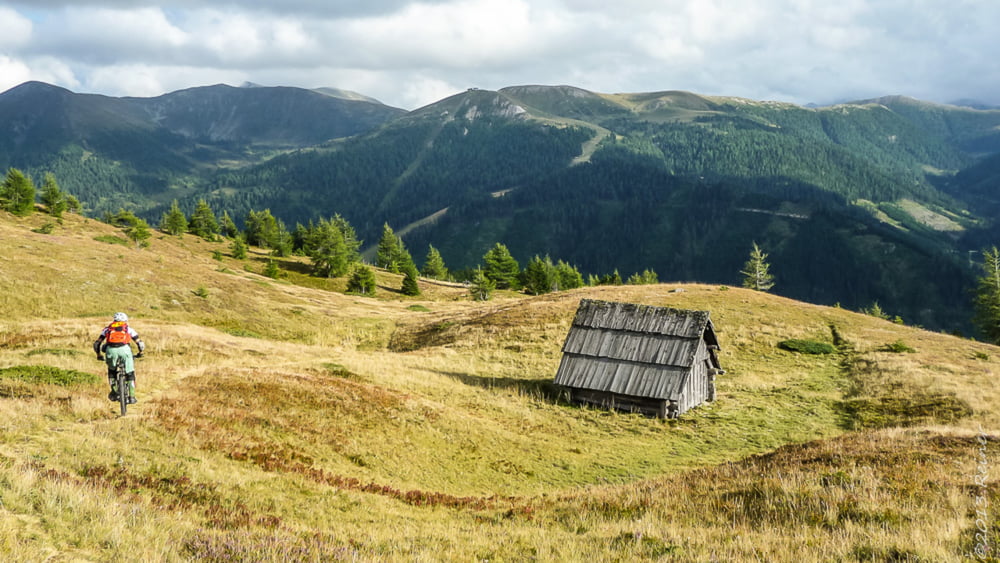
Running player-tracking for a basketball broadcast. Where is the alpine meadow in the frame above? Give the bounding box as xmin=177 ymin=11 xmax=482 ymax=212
xmin=1 ymin=81 xmax=1000 ymax=561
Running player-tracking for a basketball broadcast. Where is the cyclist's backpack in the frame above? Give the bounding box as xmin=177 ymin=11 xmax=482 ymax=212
xmin=106 ymin=321 xmax=132 ymax=345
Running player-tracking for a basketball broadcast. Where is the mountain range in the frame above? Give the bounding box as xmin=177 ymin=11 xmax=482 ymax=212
xmin=4 ymin=80 xmax=1000 ymax=333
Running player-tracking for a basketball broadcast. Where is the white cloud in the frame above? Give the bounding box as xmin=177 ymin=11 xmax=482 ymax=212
xmin=1 ymin=0 xmax=998 ymax=108
xmin=0 ymin=56 xmax=34 ymax=93
xmin=0 ymin=7 xmax=33 ymax=49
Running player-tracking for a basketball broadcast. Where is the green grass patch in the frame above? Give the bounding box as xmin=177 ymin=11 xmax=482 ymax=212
xmin=0 ymin=365 xmax=100 ymax=386
xmin=777 ymin=339 xmax=835 ymax=355
xmin=879 ymin=339 xmax=916 ymax=353
xmin=25 ymin=348 xmax=83 ymax=357
xmin=837 ymin=393 xmax=973 ymax=430
xmin=408 ymin=304 xmax=431 ymax=312
xmin=220 ymin=327 xmax=262 ymax=339
xmin=93 ymin=234 xmax=130 ymax=246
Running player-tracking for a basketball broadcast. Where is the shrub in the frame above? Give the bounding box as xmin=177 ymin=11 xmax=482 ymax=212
xmin=880 ymin=340 xmax=916 ymax=353
xmin=0 ymin=365 xmax=100 ymax=386
xmin=777 ymin=339 xmax=836 ymax=355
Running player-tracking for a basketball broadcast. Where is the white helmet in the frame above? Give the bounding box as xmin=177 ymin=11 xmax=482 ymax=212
xmin=113 ymin=312 xmax=128 ymax=322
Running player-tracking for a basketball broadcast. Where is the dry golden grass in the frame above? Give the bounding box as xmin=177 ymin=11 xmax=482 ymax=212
xmin=2 ymin=210 xmax=999 ymax=561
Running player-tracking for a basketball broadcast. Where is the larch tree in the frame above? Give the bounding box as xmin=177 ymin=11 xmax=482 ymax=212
xmin=740 ymin=242 xmax=775 ymax=292
xmin=1 ymin=168 xmax=36 ymax=216
xmin=483 ymin=243 xmax=520 ymax=290
xmin=974 ymin=246 xmax=1000 ymax=344
xmin=40 ymin=173 xmax=67 ymax=218
xmin=188 ymin=199 xmax=220 ymax=240
xmin=160 ymin=200 xmax=188 ymax=235
xmin=421 ymin=245 xmax=449 ymax=280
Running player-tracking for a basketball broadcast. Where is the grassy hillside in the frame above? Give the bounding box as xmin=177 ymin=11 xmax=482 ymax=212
xmin=1 ymin=210 xmax=998 ymax=561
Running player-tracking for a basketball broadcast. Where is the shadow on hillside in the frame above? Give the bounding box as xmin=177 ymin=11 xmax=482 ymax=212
xmin=435 ymin=371 xmax=566 ymax=404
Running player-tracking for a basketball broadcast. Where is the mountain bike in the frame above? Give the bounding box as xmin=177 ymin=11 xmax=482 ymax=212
xmin=114 ymin=356 xmax=128 ymax=416
xmin=101 ymin=353 xmax=140 ymax=416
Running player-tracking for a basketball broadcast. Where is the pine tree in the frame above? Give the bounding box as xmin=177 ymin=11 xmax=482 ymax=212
xmin=974 ymin=246 xmax=1000 ymax=344
xmin=740 ymin=242 xmax=775 ymax=292
xmin=188 ymin=199 xmax=219 ymax=240
xmin=1 ymin=168 xmax=36 ymax=216
xmin=522 ymin=255 xmax=555 ymax=295
xmin=421 ymin=245 xmax=449 ymax=280
xmin=330 ymin=214 xmax=361 ymax=263
xmin=469 ymin=267 xmax=495 ymax=301
xmin=263 ymin=259 xmax=281 ymax=279
xmin=160 ymin=200 xmax=188 ymax=235
xmin=244 ymin=209 xmax=279 ymax=248
xmin=598 ymin=270 xmax=623 ymax=286
xmin=219 ymin=211 xmax=240 ymax=238
xmin=40 ymin=173 xmax=67 ymax=218
xmin=376 ymin=223 xmax=405 ymax=272
xmin=65 ymin=194 xmax=81 ymax=214
xmin=401 ymin=263 xmax=421 ymax=296
xmin=483 ymin=243 xmax=520 ymax=290
xmin=627 ymin=269 xmax=659 ymax=285
xmin=230 ymin=235 xmax=248 ymax=259
xmin=554 ymin=260 xmax=584 ymax=290
xmin=307 ymin=218 xmax=349 ymax=278
xmin=347 ymin=264 xmax=377 ymax=295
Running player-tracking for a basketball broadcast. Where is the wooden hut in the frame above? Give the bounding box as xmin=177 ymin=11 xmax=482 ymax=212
xmin=553 ymin=299 xmax=723 ymax=418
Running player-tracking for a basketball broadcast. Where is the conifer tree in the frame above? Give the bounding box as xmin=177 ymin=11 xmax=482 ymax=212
xmin=230 ymin=234 xmax=248 ymax=260
xmin=109 ymin=209 xmax=151 ymax=249
xmin=469 ymin=267 xmax=495 ymax=301
xmin=401 ymin=263 xmax=421 ymax=296
xmin=160 ymin=200 xmax=188 ymax=235
xmin=307 ymin=218 xmax=349 ymax=278
xmin=188 ymin=199 xmax=220 ymax=240
xmin=40 ymin=173 xmax=67 ymax=218
xmin=522 ymin=255 xmax=555 ymax=295
xmin=325 ymin=214 xmax=361 ymax=263
xmin=421 ymin=245 xmax=449 ymax=280
xmin=974 ymin=246 xmax=1000 ymax=344
xmin=263 ymin=259 xmax=281 ymax=279
xmin=627 ymin=269 xmax=659 ymax=285
xmin=219 ymin=211 xmax=240 ymax=238
xmin=244 ymin=209 xmax=279 ymax=248
xmin=376 ymin=223 xmax=403 ymax=272
xmin=1 ymin=168 xmax=36 ymax=216
xmin=347 ymin=264 xmax=377 ymax=295
xmin=65 ymin=194 xmax=81 ymax=214
xmin=554 ymin=260 xmax=584 ymax=290
xmin=740 ymin=242 xmax=775 ymax=292
xmin=598 ymin=270 xmax=623 ymax=285
xmin=483 ymin=243 xmax=520 ymax=289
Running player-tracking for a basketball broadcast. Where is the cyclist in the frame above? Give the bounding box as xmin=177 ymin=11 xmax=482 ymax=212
xmin=94 ymin=312 xmax=145 ymax=404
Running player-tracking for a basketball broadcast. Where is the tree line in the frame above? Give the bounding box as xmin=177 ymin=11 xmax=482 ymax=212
xmin=10 ymin=168 xmax=1000 ymax=343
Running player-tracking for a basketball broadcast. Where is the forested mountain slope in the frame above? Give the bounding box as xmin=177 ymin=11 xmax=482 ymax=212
xmin=0 ymin=81 xmax=405 ymax=214
xmin=4 ymin=82 xmax=1000 ymax=331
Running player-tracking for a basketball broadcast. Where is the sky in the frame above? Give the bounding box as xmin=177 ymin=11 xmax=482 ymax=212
xmin=1 ymin=0 xmax=998 ymax=110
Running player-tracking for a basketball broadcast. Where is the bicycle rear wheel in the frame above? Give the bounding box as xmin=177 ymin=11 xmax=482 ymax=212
xmin=116 ymin=358 xmax=127 ymax=416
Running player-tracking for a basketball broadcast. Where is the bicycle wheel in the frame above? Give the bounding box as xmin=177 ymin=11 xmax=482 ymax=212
xmin=116 ymin=358 xmax=128 ymax=416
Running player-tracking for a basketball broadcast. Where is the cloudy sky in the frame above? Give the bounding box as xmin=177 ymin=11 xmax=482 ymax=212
xmin=1 ymin=0 xmax=998 ymax=110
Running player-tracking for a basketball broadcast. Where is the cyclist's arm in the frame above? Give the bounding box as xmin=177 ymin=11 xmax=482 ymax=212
xmin=93 ymin=334 xmax=106 ymax=358
xmin=129 ymin=328 xmax=145 ymax=355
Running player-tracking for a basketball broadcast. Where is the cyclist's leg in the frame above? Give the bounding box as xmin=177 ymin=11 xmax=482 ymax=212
xmin=105 ymin=353 xmax=116 ymax=398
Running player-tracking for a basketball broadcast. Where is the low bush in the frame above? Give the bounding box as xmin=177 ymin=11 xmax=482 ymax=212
xmin=777 ymin=339 xmax=836 ymax=355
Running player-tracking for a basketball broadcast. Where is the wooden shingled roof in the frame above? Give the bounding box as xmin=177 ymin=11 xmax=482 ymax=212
xmin=553 ymin=299 xmax=720 ymax=400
